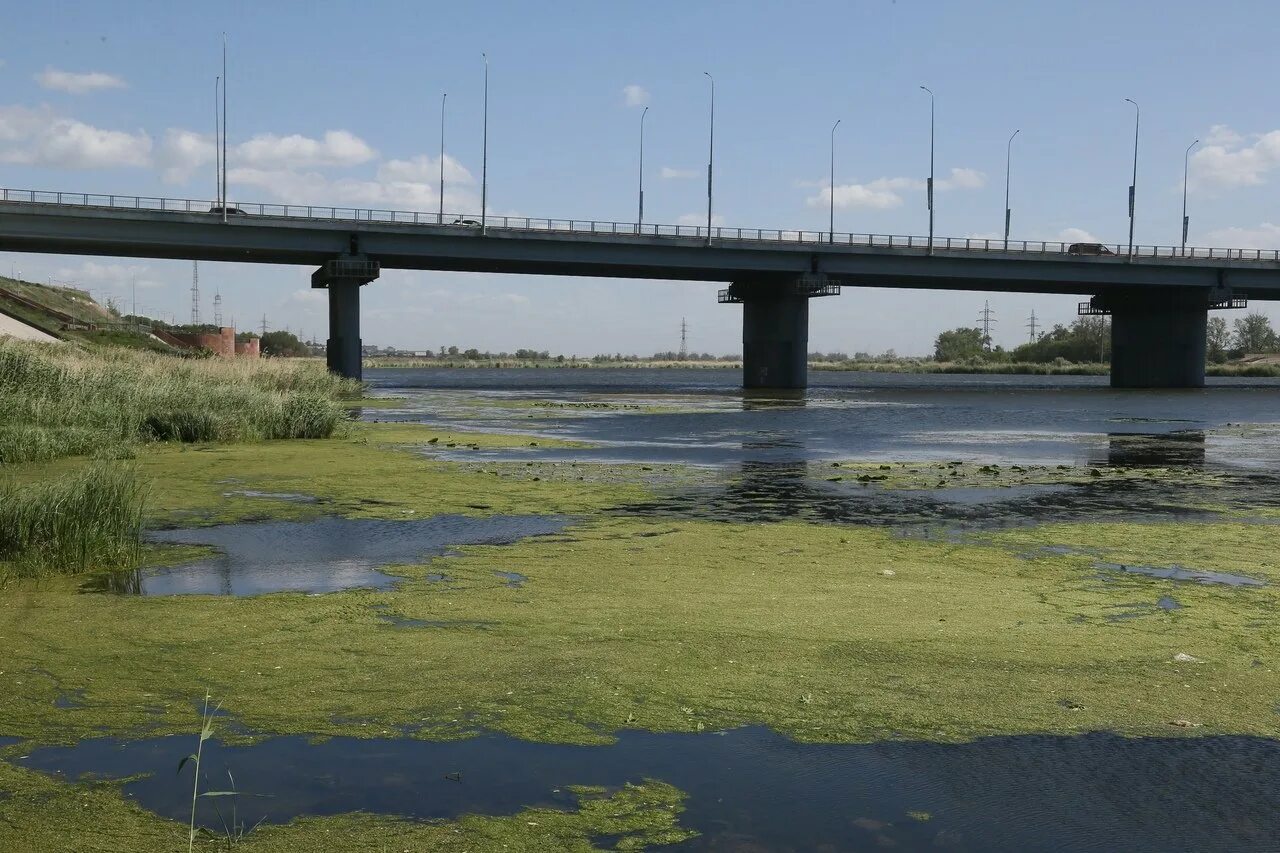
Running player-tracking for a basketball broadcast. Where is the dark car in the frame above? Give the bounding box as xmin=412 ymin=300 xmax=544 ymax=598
xmin=450 ymin=217 xmax=482 ymax=226
xmin=1067 ymin=242 xmax=1114 ymax=255
xmin=208 ymin=205 xmax=249 ymax=216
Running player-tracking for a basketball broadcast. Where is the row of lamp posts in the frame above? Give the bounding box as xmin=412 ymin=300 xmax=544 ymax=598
xmin=435 ymin=61 xmax=1203 ymax=257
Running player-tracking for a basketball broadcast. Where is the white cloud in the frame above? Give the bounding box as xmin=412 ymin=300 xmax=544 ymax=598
xmin=1191 ymin=126 xmax=1280 ymax=189
xmin=378 ymin=153 xmax=474 ymax=185
xmin=157 ymin=128 xmax=216 ymax=184
xmin=661 ymin=166 xmax=698 ymax=180
xmin=1203 ymin=223 xmax=1280 ymax=249
xmin=622 ymin=85 xmax=650 ymax=107
xmin=1055 ymin=227 xmax=1100 ymax=244
xmin=234 ymin=130 xmax=376 ymax=169
xmin=288 ymin=288 xmax=327 ymax=306
xmin=36 ymin=68 xmax=127 ymax=94
xmin=0 ymin=105 xmax=150 ymax=168
xmin=1205 ymin=124 xmax=1242 ymax=147
xmin=807 ymin=168 xmax=985 ymax=210
xmin=939 ymin=167 xmax=985 ymax=190
xmin=52 ymin=260 xmax=165 ymax=290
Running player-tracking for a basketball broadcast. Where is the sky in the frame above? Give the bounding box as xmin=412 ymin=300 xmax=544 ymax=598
xmin=2 ymin=0 xmax=1279 ymax=356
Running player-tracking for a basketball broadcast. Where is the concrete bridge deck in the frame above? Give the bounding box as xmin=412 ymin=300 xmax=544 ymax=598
xmin=2 ymin=188 xmax=1278 ymax=389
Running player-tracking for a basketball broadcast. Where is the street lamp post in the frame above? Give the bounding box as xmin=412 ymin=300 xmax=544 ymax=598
xmin=704 ymin=72 xmax=715 ymax=246
xmin=1004 ymin=129 xmax=1020 ymax=248
xmin=221 ymin=33 xmax=228 ymax=225
xmin=439 ymin=93 xmax=447 ymax=224
xmin=829 ymin=119 xmax=841 ymax=243
xmin=1125 ymin=98 xmax=1139 ymax=260
xmin=920 ymin=86 xmax=935 ymax=254
xmin=1181 ymin=138 xmax=1199 ymax=255
xmin=638 ymin=105 xmax=648 ymax=229
xmin=481 ymin=53 xmax=489 ymax=237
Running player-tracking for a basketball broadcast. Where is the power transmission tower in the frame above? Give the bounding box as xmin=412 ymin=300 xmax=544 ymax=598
xmin=190 ymin=261 xmax=201 ymax=325
xmin=678 ymin=317 xmax=688 ymax=360
xmin=260 ymin=314 xmax=268 ymax=337
xmin=1026 ymin=309 xmax=1040 ymax=342
xmin=977 ymin=300 xmax=996 ymax=350
xmin=213 ymin=285 xmax=223 ymax=328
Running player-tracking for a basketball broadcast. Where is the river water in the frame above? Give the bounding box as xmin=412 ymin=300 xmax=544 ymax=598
xmin=363 ymin=368 xmax=1280 ymax=469
xmin=16 ymin=368 xmax=1280 ymax=851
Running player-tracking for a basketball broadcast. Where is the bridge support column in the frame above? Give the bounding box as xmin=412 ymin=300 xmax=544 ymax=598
xmin=719 ymin=276 xmax=840 ymax=390
xmin=1087 ymin=289 xmax=1218 ymax=389
xmin=312 ymin=255 xmax=380 ymax=381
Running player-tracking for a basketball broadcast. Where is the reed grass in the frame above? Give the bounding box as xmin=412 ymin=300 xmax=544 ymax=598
xmin=0 ymin=463 xmax=145 ymax=579
xmin=0 ymin=339 xmax=358 ymax=463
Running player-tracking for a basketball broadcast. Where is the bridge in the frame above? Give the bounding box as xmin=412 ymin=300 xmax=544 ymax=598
xmin=2 ymin=187 xmax=1278 ymax=389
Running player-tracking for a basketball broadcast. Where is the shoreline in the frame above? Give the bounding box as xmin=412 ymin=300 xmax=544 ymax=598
xmin=360 ymin=357 xmax=1280 ymax=378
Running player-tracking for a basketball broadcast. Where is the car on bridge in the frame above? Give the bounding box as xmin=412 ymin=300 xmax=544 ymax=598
xmin=208 ymin=205 xmax=249 ymax=216
xmin=1067 ymin=242 xmax=1115 ymax=256
xmin=450 ymin=217 xmax=481 ymax=226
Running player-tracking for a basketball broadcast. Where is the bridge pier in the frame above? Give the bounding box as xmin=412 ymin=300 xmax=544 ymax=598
xmin=1086 ymin=288 xmax=1226 ymax=389
xmin=312 ymin=255 xmax=380 ymax=381
xmin=719 ymin=276 xmax=839 ymax=390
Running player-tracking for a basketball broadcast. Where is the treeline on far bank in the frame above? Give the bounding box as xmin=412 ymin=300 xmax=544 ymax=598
xmin=933 ymin=311 xmax=1280 ymax=371
xmin=0 ymin=338 xmax=358 ymax=582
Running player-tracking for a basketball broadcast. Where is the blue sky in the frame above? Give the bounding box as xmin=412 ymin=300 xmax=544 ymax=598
xmin=2 ymin=0 xmax=1278 ymax=354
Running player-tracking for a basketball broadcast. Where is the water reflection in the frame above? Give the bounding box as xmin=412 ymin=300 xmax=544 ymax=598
xmin=18 ymin=726 xmax=1280 ymax=852
xmin=1092 ymin=431 xmax=1207 ymax=468
xmin=105 ymin=515 xmax=570 ymax=597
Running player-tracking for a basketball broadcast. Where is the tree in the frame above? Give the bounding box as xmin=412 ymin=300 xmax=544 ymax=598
xmin=259 ymin=330 xmax=308 ymax=357
xmin=933 ymin=327 xmax=986 ymax=362
xmin=1207 ymin=316 xmax=1231 ymax=363
xmin=1232 ymin=312 xmax=1278 ymax=354
xmin=1011 ymin=316 xmax=1109 ymax=363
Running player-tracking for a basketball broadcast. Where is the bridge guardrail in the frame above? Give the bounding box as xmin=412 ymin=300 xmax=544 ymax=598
xmin=3 ymin=187 xmax=1278 ymax=264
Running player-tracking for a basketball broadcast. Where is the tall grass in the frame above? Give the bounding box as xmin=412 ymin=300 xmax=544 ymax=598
xmin=0 ymin=339 xmax=358 ymax=463
xmin=0 ymin=463 xmax=145 ymax=579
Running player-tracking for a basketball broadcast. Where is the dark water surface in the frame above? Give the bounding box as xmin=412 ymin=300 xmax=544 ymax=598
xmin=136 ymin=515 xmax=569 ymax=595
xmin=363 ymin=368 xmax=1280 ymax=469
xmin=15 ymin=726 xmax=1280 ymax=852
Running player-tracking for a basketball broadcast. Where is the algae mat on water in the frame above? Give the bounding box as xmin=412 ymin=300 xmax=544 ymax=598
xmin=2 ymin=515 xmax=1278 ymax=746
xmin=0 ymin=756 xmax=693 ymax=852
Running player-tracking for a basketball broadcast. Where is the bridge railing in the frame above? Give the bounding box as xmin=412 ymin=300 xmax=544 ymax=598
xmin=3 ymin=187 xmax=1278 ymax=263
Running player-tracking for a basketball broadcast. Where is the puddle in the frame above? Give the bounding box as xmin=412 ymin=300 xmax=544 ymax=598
xmin=494 ymin=570 xmax=528 ymax=589
xmin=0 ymin=737 xmax=18 ymax=749
xmin=17 ymin=726 xmax=1280 ymax=851
xmin=376 ymin=611 xmax=496 ymax=629
xmin=222 ymin=490 xmax=321 ymax=504
xmin=1099 ymin=561 xmax=1265 ymax=587
xmin=1158 ymin=596 xmax=1183 ymax=610
xmin=131 ymin=515 xmax=569 ymax=596
xmin=53 ymin=690 xmax=87 ymax=710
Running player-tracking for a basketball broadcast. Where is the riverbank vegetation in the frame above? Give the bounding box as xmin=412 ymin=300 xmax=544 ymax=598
xmin=0 ymin=338 xmax=357 ymax=465
xmin=0 ymin=464 xmax=144 ymax=582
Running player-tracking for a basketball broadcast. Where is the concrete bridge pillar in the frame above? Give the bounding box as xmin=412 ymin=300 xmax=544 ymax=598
xmin=1088 ymin=289 xmax=1214 ymax=389
xmin=720 ymin=276 xmax=839 ymax=390
xmin=312 ymin=255 xmax=380 ymax=381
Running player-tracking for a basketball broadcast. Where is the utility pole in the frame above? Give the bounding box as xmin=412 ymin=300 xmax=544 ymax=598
xmin=978 ymin=300 xmax=996 ymax=350
xmin=1026 ymin=309 xmax=1039 ymax=343
xmin=190 ymin=261 xmax=201 ymax=325
xmin=679 ymin=317 xmax=688 ymax=360
xmin=439 ymin=92 xmax=447 ymax=224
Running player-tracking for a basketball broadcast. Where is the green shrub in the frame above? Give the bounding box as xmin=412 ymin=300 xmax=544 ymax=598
xmin=0 ymin=464 xmax=145 ymax=579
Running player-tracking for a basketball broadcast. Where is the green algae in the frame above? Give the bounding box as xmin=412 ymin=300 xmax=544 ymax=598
xmin=122 ymin=421 xmax=637 ymax=528
xmin=827 ymin=459 xmax=1225 ymax=491
xmin=0 ymin=755 xmax=694 ymax=852
xmin=4 ymin=515 xmax=1280 ymax=749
